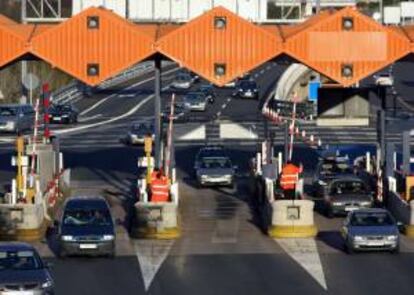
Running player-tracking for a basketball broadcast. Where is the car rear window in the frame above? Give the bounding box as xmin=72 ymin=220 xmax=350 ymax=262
xmin=201 ymin=157 xmax=232 ymax=169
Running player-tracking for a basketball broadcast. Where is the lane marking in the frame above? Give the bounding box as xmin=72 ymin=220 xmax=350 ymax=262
xmin=56 ymin=85 xmax=170 ymax=136
xmin=134 ymin=239 xmax=174 ymax=291
xmin=80 ymin=67 xmax=179 ymax=116
xmin=226 ymin=97 xmax=232 ymax=102
xmin=221 ymin=104 xmax=227 ymax=109
xmin=275 ymin=238 xmax=327 ymax=291
xmin=78 ymin=114 xmax=102 ymax=122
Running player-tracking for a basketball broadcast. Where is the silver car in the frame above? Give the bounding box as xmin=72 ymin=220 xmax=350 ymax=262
xmin=183 ymin=92 xmax=208 ymax=112
xmin=0 ymin=104 xmax=35 ymax=133
xmin=342 ymin=208 xmax=400 ymax=254
xmin=196 ymin=156 xmax=236 ymax=187
xmin=0 ymin=242 xmax=54 ymax=294
xmin=123 ymin=120 xmax=154 ymax=145
xmin=172 ymin=73 xmax=193 ymax=89
xmin=323 ymin=177 xmax=373 ymax=217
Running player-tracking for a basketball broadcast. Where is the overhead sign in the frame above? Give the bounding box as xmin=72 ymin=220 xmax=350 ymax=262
xmin=384 ymin=7 xmax=401 ymax=24
xmin=308 ymin=81 xmax=320 ymax=102
xmin=401 ymin=2 xmax=414 ymax=18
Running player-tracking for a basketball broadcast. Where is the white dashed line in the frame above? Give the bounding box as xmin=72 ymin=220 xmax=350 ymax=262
xmin=226 ymin=97 xmax=232 ymax=102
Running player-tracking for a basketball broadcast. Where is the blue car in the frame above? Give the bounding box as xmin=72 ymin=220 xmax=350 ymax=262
xmin=56 ymin=196 xmax=116 ymax=258
xmin=342 ymin=208 xmax=400 ymax=254
xmin=0 ymin=242 xmax=54 ymax=294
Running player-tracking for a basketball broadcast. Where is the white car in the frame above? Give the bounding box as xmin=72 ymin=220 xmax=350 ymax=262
xmin=374 ymin=73 xmax=393 ymax=86
xmin=183 ymin=92 xmax=208 ymax=112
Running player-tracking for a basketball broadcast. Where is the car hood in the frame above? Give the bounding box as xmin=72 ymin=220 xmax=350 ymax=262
xmin=330 ymin=194 xmax=372 ymax=203
xmin=197 ymin=168 xmax=234 ymax=176
xmin=61 ymin=225 xmax=114 ymax=236
xmin=0 ymin=269 xmax=49 ymax=285
xmin=349 ymin=225 xmax=398 ymax=236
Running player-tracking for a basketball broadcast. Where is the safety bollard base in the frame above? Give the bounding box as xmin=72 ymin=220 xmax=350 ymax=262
xmin=131 ymin=226 xmax=181 ymax=240
xmin=405 ymin=225 xmax=414 ymax=238
xmin=0 ymin=221 xmax=48 ymax=242
xmin=268 ymin=225 xmax=318 ymax=238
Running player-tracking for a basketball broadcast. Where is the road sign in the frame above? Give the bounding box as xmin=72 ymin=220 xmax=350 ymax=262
xmin=22 ymin=73 xmax=40 ymax=90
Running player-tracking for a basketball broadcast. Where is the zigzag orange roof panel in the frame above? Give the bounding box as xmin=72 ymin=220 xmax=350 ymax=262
xmin=0 ymin=15 xmax=30 ymax=68
xmin=156 ymin=6 xmax=284 ymax=86
xmin=0 ymin=7 xmax=413 ymax=87
xmin=31 ymin=7 xmax=155 ymax=86
xmin=284 ymin=7 xmax=411 ymax=86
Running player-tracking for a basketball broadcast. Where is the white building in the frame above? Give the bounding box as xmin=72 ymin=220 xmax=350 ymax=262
xmin=72 ymin=0 xmax=357 ymax=22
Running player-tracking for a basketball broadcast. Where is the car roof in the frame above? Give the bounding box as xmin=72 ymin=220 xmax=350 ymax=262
xmin=0 ymin=242 xmax=36 ymax=252
xmin=64 ymin=196 xmax=109 ymax=210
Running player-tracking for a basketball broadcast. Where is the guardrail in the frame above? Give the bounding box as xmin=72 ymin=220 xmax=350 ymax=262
xmin=51 ymin=61 xmax=159 ymax=105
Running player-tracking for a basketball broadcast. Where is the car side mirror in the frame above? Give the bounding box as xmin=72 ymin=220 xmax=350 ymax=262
xmin=397 ymin=221 xmax=404 ymax=232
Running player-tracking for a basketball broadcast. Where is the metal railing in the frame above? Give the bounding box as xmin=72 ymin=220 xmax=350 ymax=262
xmin=51 ymin=62 xmax=156 ymax=105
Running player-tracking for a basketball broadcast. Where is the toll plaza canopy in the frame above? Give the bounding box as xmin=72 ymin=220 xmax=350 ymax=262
xmin=1 ymin=6 xmax=414 ymax=87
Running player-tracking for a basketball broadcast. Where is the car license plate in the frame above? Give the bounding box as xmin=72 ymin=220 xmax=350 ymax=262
xmin=79 ymin=244 xmax=97 ymax=249
xmin=367 ymin=241 xmax=384 ymax=246
xmin=345 ymin=207 xmax=358 ymax=212
xmin=53 ymin=117 xmax=61 ymax=121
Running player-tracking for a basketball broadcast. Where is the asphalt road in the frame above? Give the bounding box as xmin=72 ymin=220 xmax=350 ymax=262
xmin=1 ymin=60 xmax=414 ymax=294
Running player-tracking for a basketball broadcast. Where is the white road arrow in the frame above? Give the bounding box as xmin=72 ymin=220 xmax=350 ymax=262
xmin=275 ymin=238 xmax=327 ymax=291
xmin=133 ymin=239 xmax=175 ymax=292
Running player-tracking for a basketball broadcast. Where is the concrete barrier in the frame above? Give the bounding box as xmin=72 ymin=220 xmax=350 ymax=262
xmin=386 ymin=191 xmax=414 ymax=237
xmin=0 ymin=203 xmax=47 ymax=241
xmin=131 ymin=202 xmax=180 ymax=239
xmin=268 ymin=200 xmax=318 ymax=238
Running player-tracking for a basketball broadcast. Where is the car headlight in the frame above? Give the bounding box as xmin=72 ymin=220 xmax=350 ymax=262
xmin=62 ymin=114 xmax=69 ymax=117
xmin=61 ymin=235 xmax=74 ymax=241
xmin=332 ymin=202 xmax=343 ymax=206
xmin=254 ymin=89 xmax=258 ymax=92
xmin=360 ymin=201 xmax=372 ymax=206
xmin=353 ymin=236 xmax=365 ymax=241
xmin=387 ymin=235 xmax=398 ymax=241
xmin=200 ymin=175 xmax=208 ymax=180
xmin=318 ymin=180 xmax=327 ymax=186
xmin=102 ymin=235 xmax=115 ymax=241
xmin=41 ymin=280 xmax=53 ymax=289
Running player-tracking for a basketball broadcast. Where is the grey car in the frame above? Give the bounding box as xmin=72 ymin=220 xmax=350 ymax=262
xmin=342 ymin=208 xmax=400 ymax=254
xmin=183 ymin=92 xmax=208 ymax=112
xmin=312 ymin=157 xmax=354 ymax=199
xmin=0 ymin=242 xmax=54 ymax=294
xmin=196 ymin=156 xmax=236 ymax=187
xmin=0 ymin=104 xmax=35 ymax=133
xmin=324 ymin=177 xmax=373 ymax=217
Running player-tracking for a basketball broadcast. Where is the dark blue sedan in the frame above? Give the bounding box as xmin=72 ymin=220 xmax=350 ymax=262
xmin=341 ymin=208 xmax=400 ymax=254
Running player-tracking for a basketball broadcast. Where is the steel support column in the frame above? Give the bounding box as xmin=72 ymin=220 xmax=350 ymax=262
xmin=154 ymin=57 xmax=162 ymax=169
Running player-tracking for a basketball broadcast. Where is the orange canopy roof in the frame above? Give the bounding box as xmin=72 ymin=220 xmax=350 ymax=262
xmin=0 ymin=6 xmax=413 ymax=86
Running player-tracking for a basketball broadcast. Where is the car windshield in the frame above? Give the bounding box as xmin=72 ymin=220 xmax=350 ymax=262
xmin=185 ymin=93 xmax=203 ymax=102
xmin=63 ymin=209 xmax=112 ymax=226
xmin=177 ymin=74 xmax=191 ymax=81
xmin=0 ymin=107 xmax=17 ymax=116
xmin=53 ymin=105 xmax=72 ymax=111
xmin=350 ymin=212 xmax=394 ymax=227
xmin=240 ymin=81 xmax=256 ymax=89
xmin=132 ymin=123 xmax=153 ymax=134
xmin=201 ymin=157 xmax=232 ymax=169
xmin=320 ymin=160 xmax=352 ymax=176
xmin=331 ymin=180 xmax=367 ymax=195
xmin=0 ymin=250 xmax=42 ymax=270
